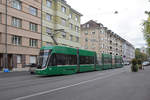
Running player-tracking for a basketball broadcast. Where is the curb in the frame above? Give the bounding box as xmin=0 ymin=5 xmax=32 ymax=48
xmin=0 ymin=68 xmax=29 ymax=73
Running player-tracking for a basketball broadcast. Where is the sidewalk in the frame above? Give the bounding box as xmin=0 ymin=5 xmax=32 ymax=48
xmin=0 ymin=67 xmax=29 ymax=73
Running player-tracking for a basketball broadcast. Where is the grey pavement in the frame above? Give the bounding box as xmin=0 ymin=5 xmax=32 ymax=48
xmin=0 ymin=67 xmax=29 ymax=74
xmin=0 ymin=65 xmax=150 ymax=100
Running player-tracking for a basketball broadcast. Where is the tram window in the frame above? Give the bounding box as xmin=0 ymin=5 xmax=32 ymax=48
xmin=80 ymin=56 xmax=94 ymax=64
xmin=48 ymin=54 xmax=57 ymax=66
xmin=56 ymin=54 xmax=66 ymax=65
xmin=115 ymin=58 xmax=121 ymax=64
xmin=52 ymin=54 xmax=57 ymax=66
xmin=103 ymin=58 xmax=108 ymax=64
xmin=68 ymin=55 xmax=77 ymax=65
xmin=56 ymin=54 xmax=77 ymax=65
xmin=103 ymin=57 xmax=112 ymax=64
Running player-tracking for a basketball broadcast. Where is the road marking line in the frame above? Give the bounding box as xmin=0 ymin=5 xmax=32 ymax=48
xmin=13 ymin=70 xmax=125 ymax=100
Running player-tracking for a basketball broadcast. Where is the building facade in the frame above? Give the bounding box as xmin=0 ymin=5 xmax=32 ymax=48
xmin=42 ymin=0 xmax=82 ymax=48
xmin=122 ymin=41 xmax=135 ymax=63
xmin=0 ymin=0 xmax=41 ymax=70
xmin=81 ymin=20 xmax=103 ymax=61
xmin=81 ymin=20 xmax=124 ymax=62
xmin=106 ymin=30 xmax=123 ymax=56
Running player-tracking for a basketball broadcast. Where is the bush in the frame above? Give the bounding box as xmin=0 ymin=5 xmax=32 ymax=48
xmin=132 ymin=58 xmax=137 ymax=65
xmin=131 ymin=59 xmax=138 ymax=72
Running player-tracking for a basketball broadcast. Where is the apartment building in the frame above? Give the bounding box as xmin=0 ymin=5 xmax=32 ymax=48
xmin=105 ymin=30 xmax=123 ymax=57
xmin=81 ymin=20 xmax=124 ymax=62
xmin=42 ymin=0 xmax=82 ymax=48
xmin=81 ymin=20 xmax=103 ymax=61
xmin=0 ymin=0 xmax=41 ymax=70
xmin=122 ymin=41 xmax=135 ymax=63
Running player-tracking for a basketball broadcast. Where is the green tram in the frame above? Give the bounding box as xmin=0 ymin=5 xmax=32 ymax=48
xmin=102 ymin=53 xmax=112 ymax=70
xmin=114 ymin=56 xmax=124 ymax=68
xmin=35 ymin=46 xmax=123 ymax=75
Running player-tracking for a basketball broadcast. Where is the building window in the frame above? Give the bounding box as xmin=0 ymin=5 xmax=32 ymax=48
xmin=101 ymin=29 xmax=104 ymax=34
xmin=69 ymin=23 xmax=73 ymax=30
xmin=85 ymin=38 xmax=88 ymax=42
xmin=75 ymin=16 xmax=78 ymax=21
xmin=102 ymin=44 xmax=104 ymax=48
xmin=46 ymin=0 xmax=52 ymax=8
xmin=92 ymin=31 xmax=95 ymax=34
xmin=84 ymin=31 xmax=88 ymax=35
xmin=46 ymin=42 xmax=52 ymax=46
xmin=116 ymin=43 xmax=118 ymax=46
xmin=61 ymin=18 xmax=66 ymax=26
xmin=70 ymin=35 xmax=73 ymax=41
xmin=62 ymin=32 xmax=66 ymax=38
xmin=12 ymin=0 xmax=22 ymax=10
xmin=17 ymin=55 xmax=21 ymax=63
xmin=75 ymin=26 xmax=79 ymax=32
xmin=30 ymin=56 xmax=36 ymax=64
xmin=86 ymin=24 xmax=89 ymax=28
xmin=0 ymin=13 xmax=2 ymax=23
xmin=46 ymin=13 xmax=52 ymax=21
xmin=29 ymin=6 xmax=37 ymax=16
xmin=110 ymin=46 xmax=112 ymax=50
xmin=85 ymin=45 xmax=88 ymax=49
xmin=30 ymin=22 xmax=37 ymax=32
xmin=0 ymin=33 xmax=1 ymax=43
xmin=76 ymin=37 xmax=79 ymax=42
xmin=46 ymin=27 xmax=52 ymax=35
xmin=82 ymin=25 xmax=86 ymax=28
xmin=69 ymin=13 xmax=72 ymax=19
xmin=61 ymin=6 xmax=66 ymax=13
xmin=29 ymin=38 xmax=37 ymax=47
xmin=110 ymin=40 xmax=112 ymax=44
xmin=12 ymin=35 xmax=21 ymax=45
xmin=12 ymin=17 xmax=22 ymax=28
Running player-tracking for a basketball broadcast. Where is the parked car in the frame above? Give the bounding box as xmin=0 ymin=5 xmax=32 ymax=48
xmin=28 ymin=63 xmax=37 ymax=74
xmin=142 ymin=61 xmax=150 ymax=66
xmin=124 ymin=62 xmax=130 ymax=65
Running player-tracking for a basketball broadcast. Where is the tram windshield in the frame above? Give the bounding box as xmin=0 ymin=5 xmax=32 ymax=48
xmin=38 ymin=49 xmax=51 ymax=68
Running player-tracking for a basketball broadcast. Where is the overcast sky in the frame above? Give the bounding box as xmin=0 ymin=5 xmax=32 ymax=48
xmin=67 ymin=0 xmax=150 ymax=48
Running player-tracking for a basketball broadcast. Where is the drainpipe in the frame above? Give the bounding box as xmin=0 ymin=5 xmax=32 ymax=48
xmin=5 ymin=0 xmax=8 ymax=69
xmin=41 ymin=0 xmax=43 ymax=47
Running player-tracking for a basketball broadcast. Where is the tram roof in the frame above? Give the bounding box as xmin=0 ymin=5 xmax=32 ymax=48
xmin=40 ymin=46 xmax=96 ymax=56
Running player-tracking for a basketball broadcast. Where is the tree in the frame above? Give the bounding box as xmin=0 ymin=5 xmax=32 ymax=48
xmin=143 ymin=11 xmax=150 ymax=47
xmin=135 ymin=48 xmax=147 ymax=62
xmin=143 ymin=11 xmax=150 ymax=55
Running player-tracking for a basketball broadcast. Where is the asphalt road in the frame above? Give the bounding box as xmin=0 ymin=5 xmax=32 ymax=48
xmin=0 ymin=65 xmax=150 ymax=100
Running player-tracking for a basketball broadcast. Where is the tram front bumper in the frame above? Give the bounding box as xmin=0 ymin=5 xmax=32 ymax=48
xmin=35 ymin=69 xmax=48 ymax=75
